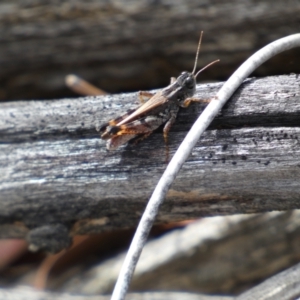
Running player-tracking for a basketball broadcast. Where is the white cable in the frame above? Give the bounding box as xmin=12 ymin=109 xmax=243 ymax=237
xmin=110 ymin=33 xmax=300 ymax=300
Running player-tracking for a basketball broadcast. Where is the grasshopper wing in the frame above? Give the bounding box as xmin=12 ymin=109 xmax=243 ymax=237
xmin=117 ymin=90 xmax=169 ymax=126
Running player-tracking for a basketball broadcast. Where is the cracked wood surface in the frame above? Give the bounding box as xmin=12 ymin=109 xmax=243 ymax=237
xmin=0 ymin=74 xmax=300 ymax=251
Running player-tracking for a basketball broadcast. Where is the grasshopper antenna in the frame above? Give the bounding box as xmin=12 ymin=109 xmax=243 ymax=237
xmin=195 ymin=59 xmax=220 ymax=78
xmin=191 ymin=31 xmax=204 ymax=75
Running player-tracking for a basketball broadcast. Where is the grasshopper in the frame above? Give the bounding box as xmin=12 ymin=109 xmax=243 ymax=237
xmin=100 ymin=32 xmax=219 ymax=150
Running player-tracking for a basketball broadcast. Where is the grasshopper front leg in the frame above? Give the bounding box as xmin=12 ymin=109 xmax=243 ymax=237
xmin=162 ymin=108 xmax=179 ymax=161
xmin=181 ymin=97 xmax=211 ymax=108
xmin=163 ymin=115 xmax=177 ymax=145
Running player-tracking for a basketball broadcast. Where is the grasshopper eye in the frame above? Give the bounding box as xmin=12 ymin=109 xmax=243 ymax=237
xmin=185 ymin=77 xmax=194 ymax=89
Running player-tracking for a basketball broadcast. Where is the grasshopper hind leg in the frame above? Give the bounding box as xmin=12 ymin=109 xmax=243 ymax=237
xmin=106 ymin=134 xmax=137 ymax=150
xmin=130 ymin=132 xmax=152 ymax=145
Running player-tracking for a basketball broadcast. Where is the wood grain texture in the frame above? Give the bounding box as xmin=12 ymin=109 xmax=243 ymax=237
xmin=0 ymin=0 xmax=300 ymax=100
xmin=0 ymin=74 xmax=300 ymax=251
xmin=60 ymin=212 xmax=300 ymax=295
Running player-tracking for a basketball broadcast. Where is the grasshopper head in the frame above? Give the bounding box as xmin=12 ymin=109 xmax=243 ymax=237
xmin=175 ymin=58 xmax=219 ymax=104
xmin=174 ymin=32 xmax=219 ymax=103
xmin=174 ymin=31 xmax=219 ymax=104
xmin=177 ymin=71 xmax=197 ymax=97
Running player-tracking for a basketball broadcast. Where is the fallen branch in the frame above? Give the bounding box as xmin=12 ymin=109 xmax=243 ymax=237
xmin=1 ymin=74 xmax=300 ymax=252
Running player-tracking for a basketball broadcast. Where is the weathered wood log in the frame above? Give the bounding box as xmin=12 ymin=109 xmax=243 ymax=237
xmin=0 ymin=74 xmax=300 ymax=252
xmin=2 ymin=259 xmax=300 ymax=300
xmin=2 ymin=213 xmax=300 ymax=299
xmin=60 ymin=212 xmax=300 ymax=295
xmin=0 ymin=0 xmax=300 ymax=100
xmin=236 ymin=261 xmax=300 ymax=300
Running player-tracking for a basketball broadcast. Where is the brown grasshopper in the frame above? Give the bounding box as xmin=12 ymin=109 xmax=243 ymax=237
xmin=100 ymin=32 xmax=219 ymax=150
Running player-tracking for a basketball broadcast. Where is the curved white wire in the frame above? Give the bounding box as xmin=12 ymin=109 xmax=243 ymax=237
xmin=111 ymin=33 xmax=300 ymax=300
